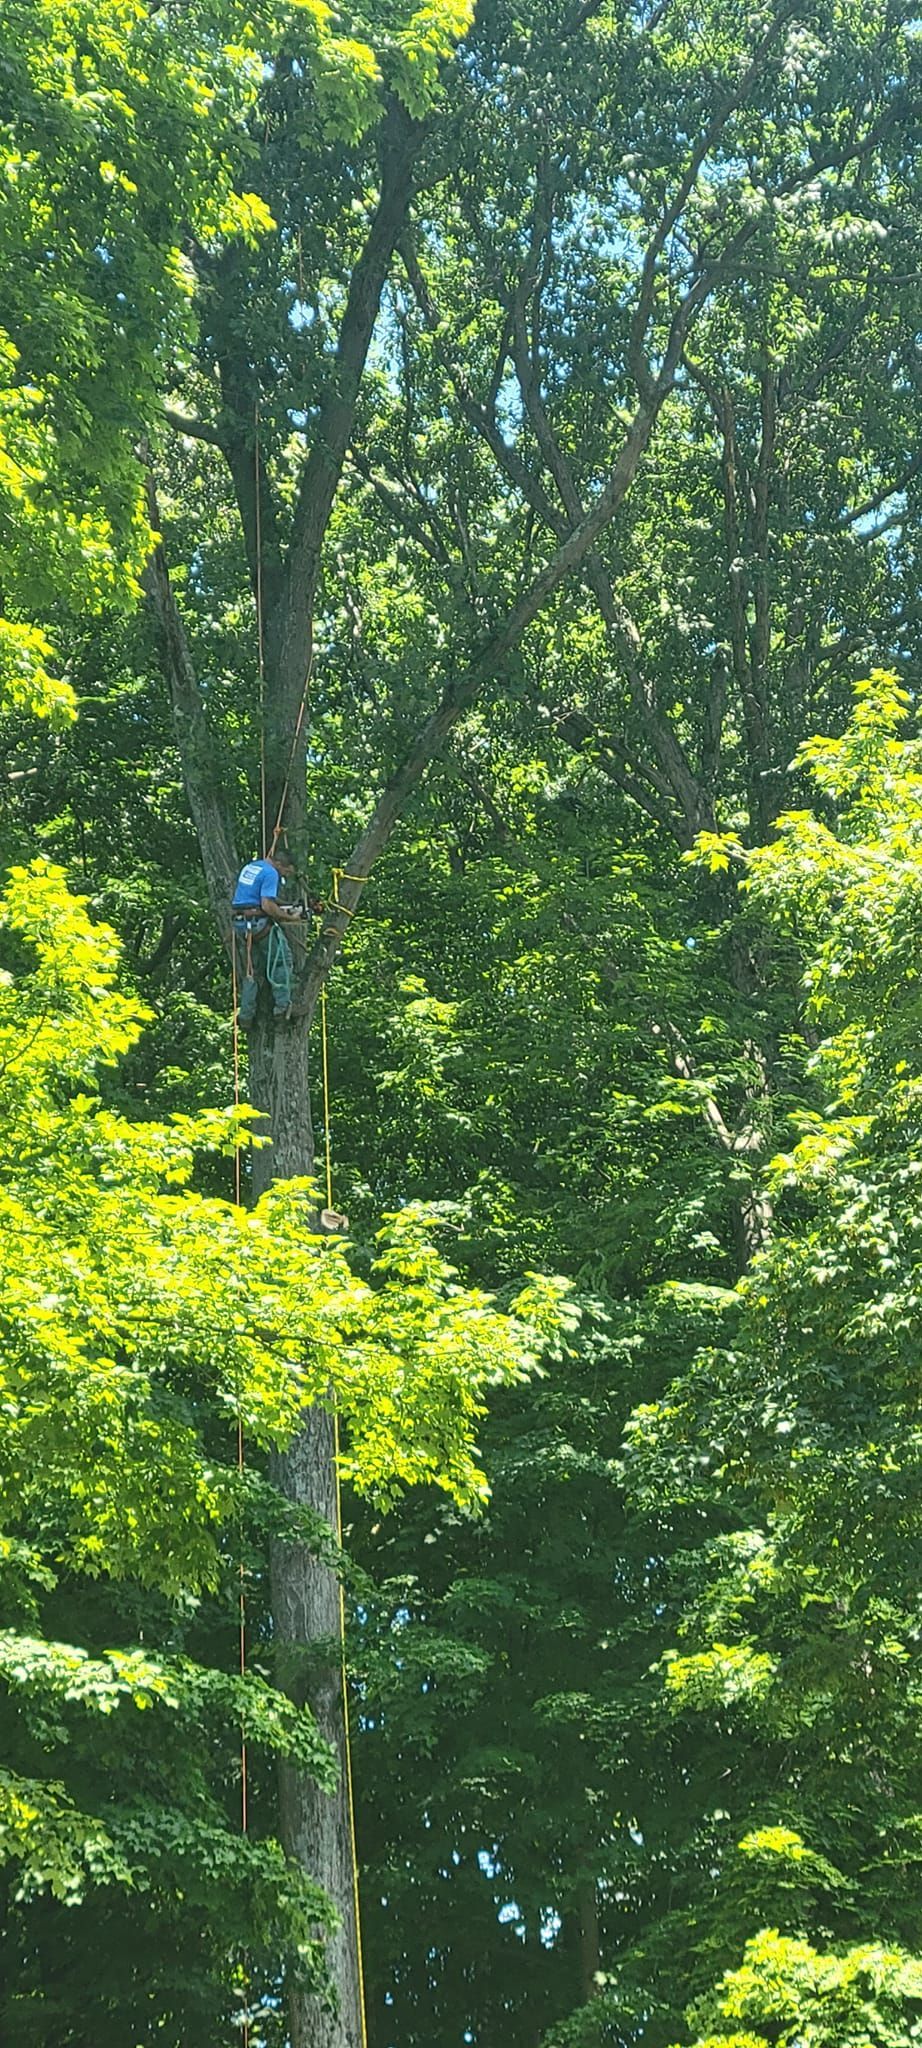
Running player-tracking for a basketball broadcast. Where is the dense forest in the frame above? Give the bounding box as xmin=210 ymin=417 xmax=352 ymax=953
xmin=3 ymin=1 xmax=922 ymax=2044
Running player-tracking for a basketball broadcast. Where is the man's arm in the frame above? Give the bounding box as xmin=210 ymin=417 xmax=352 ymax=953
xmin=260 ymin=895 xmax=302 ymax=921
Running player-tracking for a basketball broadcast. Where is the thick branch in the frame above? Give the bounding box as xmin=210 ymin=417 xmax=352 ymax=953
xmin=510 ymin=268 xmax=709 ymax=835
xmin=750 ymin=363 xmax=777 ymax=684
xmin=209 ymin=320 xmax=287 ymax=635
xmin=557 ymin=710 xmax=683 ymax=838
xmin=143 ymin=479 xmax=239 ymax=942
xmin=281 ymin=104 xmax=421 ymax=722
xmin=163 ymin=406 xmax=223 ymax=447
xmin=297 ymin=231 xmax=764 ymax=1006
xmin=690 ymin=364 xmax=775 ymax=835
xmin=300 ymin=390 xmax=675 ymax=1006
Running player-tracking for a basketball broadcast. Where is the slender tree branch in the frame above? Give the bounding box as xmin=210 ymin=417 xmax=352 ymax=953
xmin=348 ymin=452 xmax=482 ymax=623
xmin=836 ymin=451 xmax=922 ymax=531
xmin=509 ymin=239 xmax=710 ymax=835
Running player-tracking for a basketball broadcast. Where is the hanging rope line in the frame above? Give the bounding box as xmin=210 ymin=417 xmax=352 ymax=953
xmin=321 ymin=961 xmax=370 ymax=2048
xmin=244 ymin=401 xmax=369 ymax=2040
xmin=320 ymin=982 xmax=333 ymax=1213
xmin=252 ymin=399 xmax=313 ymax=863
xmin=236 ymin=1396 xmax=251 ymax=2048
xmin=230 ymin=941 xmax=251 ymax=2046
xmin=254 ymin=403 xmax=268 ymax=863
xmin=265 ymin=668 xmax=313 ymax=862
xmin=334 ymin=1409 xmax=370 ymax=2048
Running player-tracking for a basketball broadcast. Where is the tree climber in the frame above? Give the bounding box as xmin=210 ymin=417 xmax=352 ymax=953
xmin=232 ymin=848 xmax=309 ymax=1026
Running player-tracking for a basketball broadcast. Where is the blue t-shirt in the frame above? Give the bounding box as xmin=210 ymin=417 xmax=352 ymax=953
xmin=233 ymin=858 xmax=281 ymax=909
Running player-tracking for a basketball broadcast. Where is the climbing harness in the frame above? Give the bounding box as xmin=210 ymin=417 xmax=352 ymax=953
xmin=232 ymin=908 xmax=296 ymax=1026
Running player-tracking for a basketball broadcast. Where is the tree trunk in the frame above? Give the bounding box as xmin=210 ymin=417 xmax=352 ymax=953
xmin=270 ymin=1406 xmax=362 ymax=2048
xmin=248 ymin=1008 xmax=363 ymax=2047
xmin=576 ymin=1877 xmax=601 ymax=2006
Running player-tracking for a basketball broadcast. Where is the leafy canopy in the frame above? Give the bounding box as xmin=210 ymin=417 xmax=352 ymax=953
xmin=0 ymin=856 xmax=563 ymax=1933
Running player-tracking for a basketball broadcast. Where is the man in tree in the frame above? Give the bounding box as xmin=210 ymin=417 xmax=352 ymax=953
xmin=232 ymin=846 xmax=308 ymax=1025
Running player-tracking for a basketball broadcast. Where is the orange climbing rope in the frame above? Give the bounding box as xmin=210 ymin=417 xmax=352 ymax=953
xmin=230 ymin=938 xmax=251 ymax=2046
xmin=334 ymin=1405 xmax=370 ymax=2048
xmin=264 ymin=672 xmax=313 ymax=863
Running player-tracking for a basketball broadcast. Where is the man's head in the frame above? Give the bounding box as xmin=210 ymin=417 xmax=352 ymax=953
xmin=272 ymin=848 xmax=295 ymax=875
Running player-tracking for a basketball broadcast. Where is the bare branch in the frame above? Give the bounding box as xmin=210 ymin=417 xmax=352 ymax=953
xmin=660 ymin=1021 xmax=773 ymax=1258
xmin=163 ymin=407 xmax=223 ymax=447
xmin=510 ymin=259 xmax=710 ymax=836
xmin=283 ymin=105 xmax=421 ymax=719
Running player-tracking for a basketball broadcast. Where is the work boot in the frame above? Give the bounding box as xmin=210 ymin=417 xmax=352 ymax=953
xmin=238 ymin=975 xmax=259 ymax=1028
